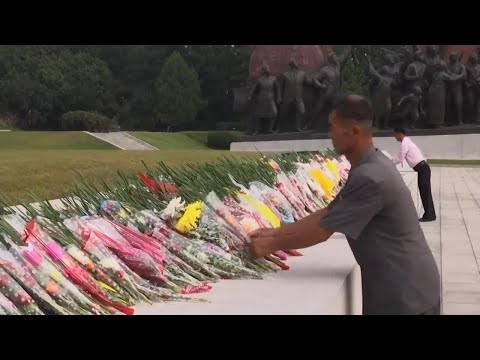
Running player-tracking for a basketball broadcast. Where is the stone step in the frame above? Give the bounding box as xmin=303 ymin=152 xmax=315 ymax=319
xmin=85 ymin=131 xmax=158 ymax=150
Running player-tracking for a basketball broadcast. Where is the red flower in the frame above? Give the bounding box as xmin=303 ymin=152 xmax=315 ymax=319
xmin=139 ymin=173 xmax=178 ymax=195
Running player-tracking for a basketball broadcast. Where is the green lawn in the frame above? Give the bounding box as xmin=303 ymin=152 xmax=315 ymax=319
xmin=0 ymin=149 xmax=252 ymax=206
xmin=2 ymin=130 xmax=479 ymax=206
xmin=0 ymin=131 xmax=117 ymax=150
xmin=129 ymin=131 xmax=210 ymax=150
xmin=428 ymin=159 xmax=480 ymax=166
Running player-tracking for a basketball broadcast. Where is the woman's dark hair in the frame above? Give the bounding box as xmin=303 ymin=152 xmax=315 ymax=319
xmin=393 ymin=127 xmax=406 ymax=134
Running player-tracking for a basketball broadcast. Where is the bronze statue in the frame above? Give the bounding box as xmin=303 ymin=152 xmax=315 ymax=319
xmin=394 ymin=48 xmax=412 ymax=85
xmin=278 ymin=59 xmax=307 ymax=132
xmin=445 ymin=52 xmax=466 ymax=125
xmin=304 ymin=53 xmax=341 ymax=130
xmin=378 ymin=53 xmax=397 ymax=78
xmin=404 ymin=50 xmax=426 ymax=93
xmin=380 ymin=53 xmax=404 ymax=108
xmin=367 ymin=55 xmax=393 ymax=129
xmin=465 ymin=54 xmax=480 ymax=124
xmin=395 ymin=86 xmax=423 ymax=129
xmin=425 ymin=62 xmax=463 ymax=128
xmin=424 ymin=45 xmax=443 ymax=86
xmin=247 ymin=64 xmax=281 ymax=135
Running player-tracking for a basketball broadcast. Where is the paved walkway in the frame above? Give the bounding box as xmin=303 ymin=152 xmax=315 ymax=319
xmin=406 ymin=166 xmax=480 ymax=315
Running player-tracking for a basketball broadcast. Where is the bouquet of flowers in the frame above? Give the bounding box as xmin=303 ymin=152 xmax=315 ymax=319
xmin=0 ymin=267 xmax=44 ymax=315
xmin=0 ymin=244 xmax=72 ymax=315
xmin=0 ymin=149 xmax=350 ymax=315
xmin=22 ymin=219 xmax=135 ymax=315
xmin=0 ymin=291 xmax=21 ymax=315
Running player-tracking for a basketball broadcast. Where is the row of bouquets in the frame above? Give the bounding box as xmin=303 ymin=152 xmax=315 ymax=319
xmin=0 ymin=150 xmax=350 ymax=315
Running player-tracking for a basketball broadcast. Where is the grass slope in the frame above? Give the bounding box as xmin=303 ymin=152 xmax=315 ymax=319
xmin=0 ymin=131 xmax=117 ymax=150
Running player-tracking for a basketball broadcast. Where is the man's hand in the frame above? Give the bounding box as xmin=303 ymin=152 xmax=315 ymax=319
xmin=248 ymin=208 xmax=333 ymax=259
xmin=248 ymin=228 xmax=280 ymax=259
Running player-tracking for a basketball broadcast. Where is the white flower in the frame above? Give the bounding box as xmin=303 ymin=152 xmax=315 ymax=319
xmin=66 ymin=246 xmax=90 ymax=265
xmin=160 ymin=198 xmax=185 ymax=220
xmin=99 ymin=257 xmax=122 ymax=272
xmin=195 ymin=252 xmax=209 ymax=263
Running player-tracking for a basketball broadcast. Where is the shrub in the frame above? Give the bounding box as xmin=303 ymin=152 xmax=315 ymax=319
xmin=215 ymin=121 xmax=246 ymax=131
xmin=61 ymin=111 xmax=115 ymax=132
xmin=206 ymin=131 xmax=242 ymax=149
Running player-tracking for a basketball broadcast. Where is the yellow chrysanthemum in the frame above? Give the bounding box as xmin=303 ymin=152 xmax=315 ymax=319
xmin=117 ymin=208 xmax=130 ymax=219
xmin=238 ymin=193 xmax=281 ymax=228
xmin=309 ymin=168 xmax=334 ymax=198
xmin=325 ymin=160 xmax=340 ymax=183
xmin=175 ymin=201 xmax=204 ymax=234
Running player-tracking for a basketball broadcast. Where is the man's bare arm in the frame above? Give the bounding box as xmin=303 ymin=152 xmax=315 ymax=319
xmin=275 ymin=208 xmax=333 ymax=250
xmin=248 ymin=207 xmax=334 ymax=258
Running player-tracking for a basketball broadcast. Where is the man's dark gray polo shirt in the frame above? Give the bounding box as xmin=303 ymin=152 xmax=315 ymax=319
xmin=319 ymin=147 xmax=440 ymax=315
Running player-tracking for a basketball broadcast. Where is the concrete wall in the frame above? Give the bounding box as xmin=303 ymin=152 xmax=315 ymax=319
xmin=328 ymin=264 xmax=362 ymax=315
xmin=231 ymin=133 xmax=480 ymax=160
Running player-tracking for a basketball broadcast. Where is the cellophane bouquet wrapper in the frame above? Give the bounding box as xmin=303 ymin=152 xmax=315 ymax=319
xmin=158 ymin=201 xmax=262 ymax=279
xmin=4 ymin=239 xmax=92 ymax=315
xmin=101 ymin=200 xmax=213 ymax=293
xmin=64 ymin=216 xmax=199 ymax=302
xmin=23 ymin=219 xmax=134 ymax=315
xmin=0 ymin=245 xmax=71 ymax=315
xmin=0 ymin=291 xmax=21 ymax=315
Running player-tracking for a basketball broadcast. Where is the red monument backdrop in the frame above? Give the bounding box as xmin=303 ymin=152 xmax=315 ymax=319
xmin=407 ymin=45 xmax=479 ymax=64
xmin=248 ymin=45 xmax=332 ymax=78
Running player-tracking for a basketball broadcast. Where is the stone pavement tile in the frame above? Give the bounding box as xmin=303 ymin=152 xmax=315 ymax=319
xmin=461 ymin=169 xmax=480 ymax=204
xmin=469 ymin=239 xmax=480 ymax=258
xmin=442 ymin=255 xmax=479 ymax=274
xmin=441 ymin=226 xmax=468 ymax=236
xmin=442 ymin=272 xmax=480 ymax=285
xmin=427 ymin=241 xmax=441 ymax=251
xmin=441 ymin=219 xmax=466 ymax=228
xmin=463 ymin=224 xmax=480 ymax=234
xmin=463 ymin=224 xmax=480 ymax=236
xmin=441 ymin=239 xmax=471 ymax=250
xmin=443 ymin=282 xmax=480 ymax=304
xmin=442 ymin=247 xmax=474 ymax=256
xmin=459 ymin=202 xmax=480 ymax=211
xmin=443 ymin=302 xmax=480 ymax=315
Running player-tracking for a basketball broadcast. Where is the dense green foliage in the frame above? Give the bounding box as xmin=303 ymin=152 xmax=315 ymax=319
xmin=206 ymin=131 xmax=242 ymax=149
xmin=154 ymin=52 xmax=205 ymax=130
xmin=61 ymin=111 xmax=116 ymax=132
xmin=0 ymin=45 xmax=250 ymax=131
xmin=0 ymin=45 xmax=401 ymax=131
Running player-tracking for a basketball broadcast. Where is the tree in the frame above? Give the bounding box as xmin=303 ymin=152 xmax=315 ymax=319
xmin=0 ymin=46 xmax=117 ymax=129
xmin=155 ymin=51 xmax=205 ymax=130
xmin=332 ymin=45 xmax=406 ymax=96
xmin=179 ymin=45 xmax=250 ymax=129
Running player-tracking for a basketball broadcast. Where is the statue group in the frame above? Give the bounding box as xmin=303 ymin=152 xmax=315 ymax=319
xmin=245 ymin=47 xmax=350 ymax=135
xmin=244 ymin=45 xmax=480 ymax=135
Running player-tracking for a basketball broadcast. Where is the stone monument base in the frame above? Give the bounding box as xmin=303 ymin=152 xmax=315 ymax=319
xmin=239 ymin=124 xmax=480 ymax=142
xmin=231 ymin=125 xmax=480 ymax=160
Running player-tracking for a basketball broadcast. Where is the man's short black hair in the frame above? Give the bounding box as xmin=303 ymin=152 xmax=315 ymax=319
xmin=393 ymin=127 xmax=406 ymax=134
xmin=331 ymin=94 xmax=373 ymax=123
